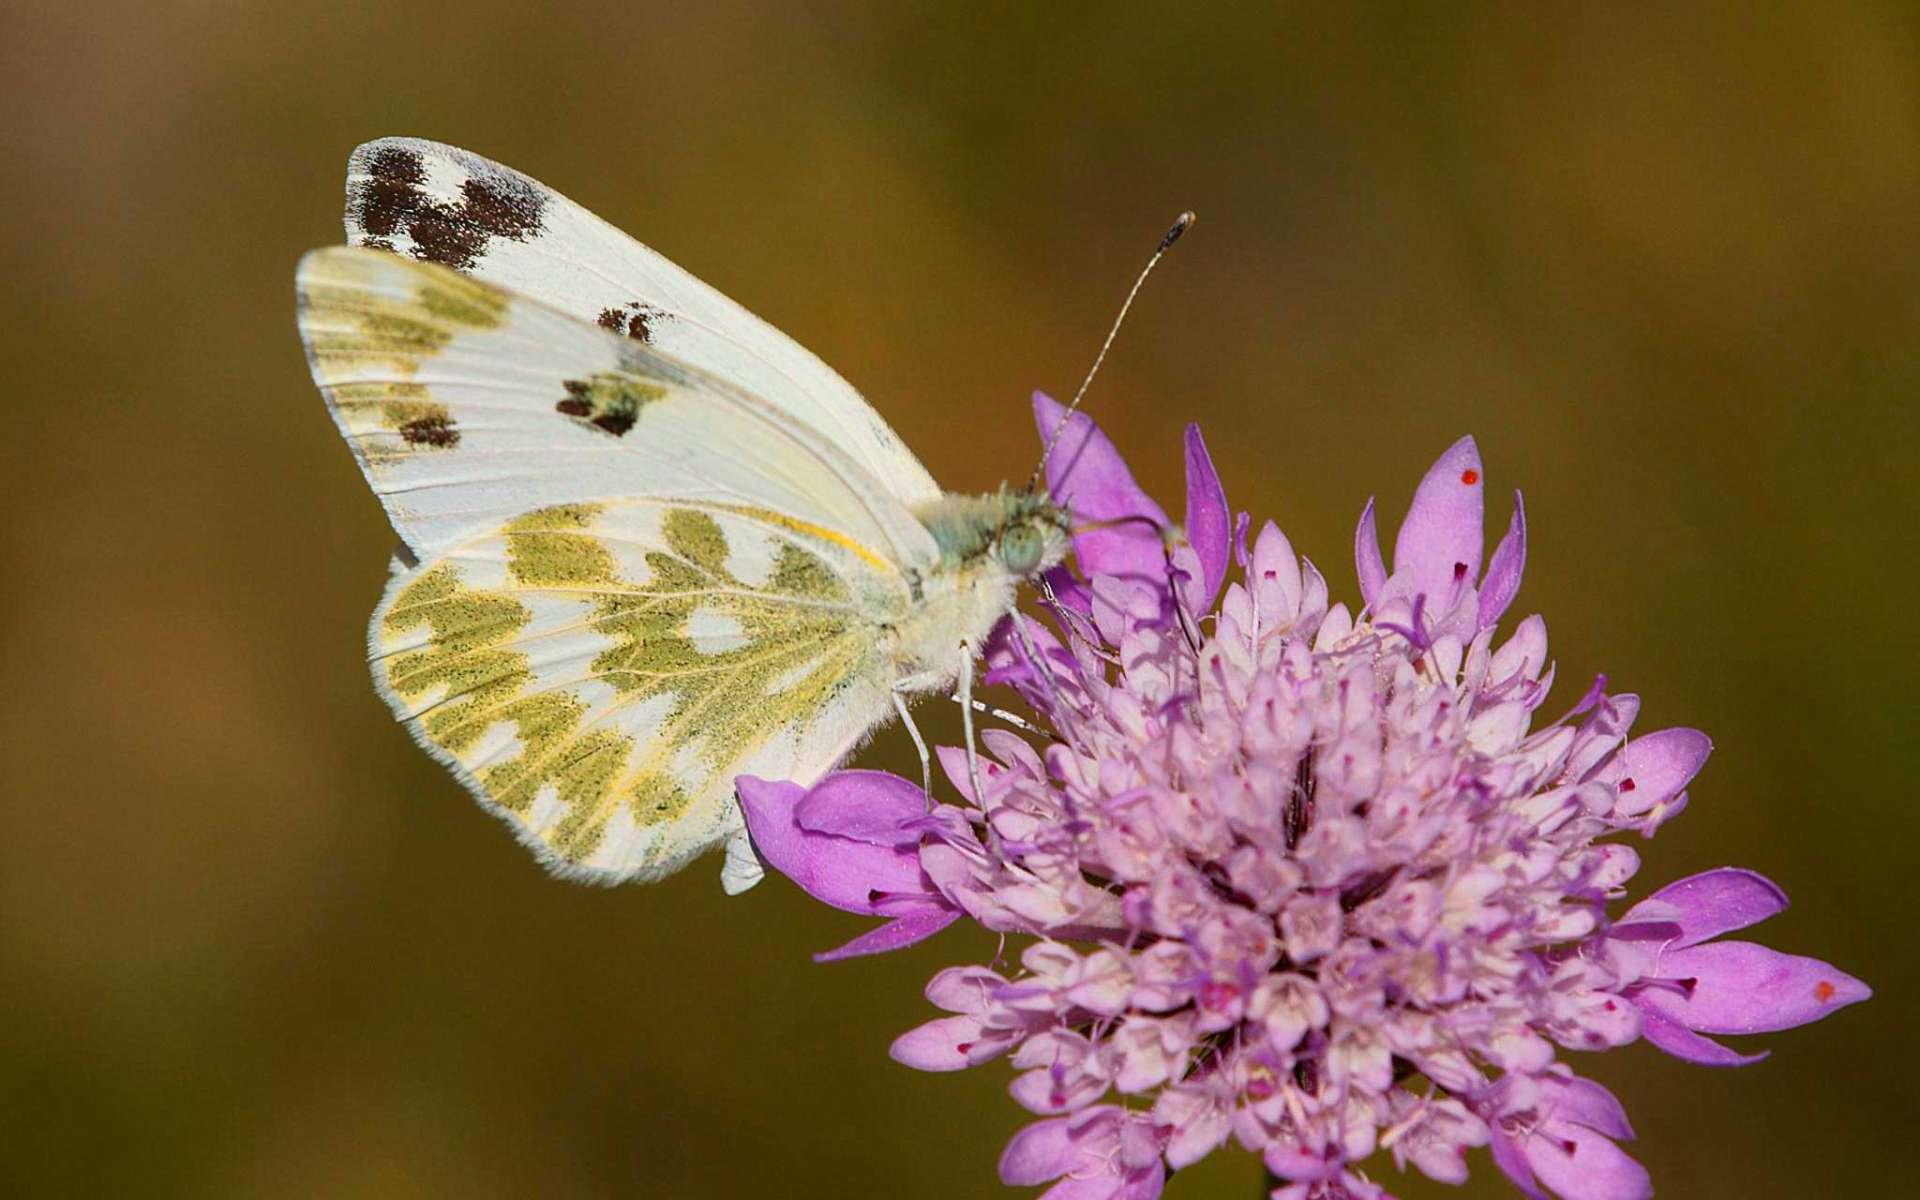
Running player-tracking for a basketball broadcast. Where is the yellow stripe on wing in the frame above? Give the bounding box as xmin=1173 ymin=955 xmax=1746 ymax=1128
xmin=723 ymin=505 xmax=896 ymax=575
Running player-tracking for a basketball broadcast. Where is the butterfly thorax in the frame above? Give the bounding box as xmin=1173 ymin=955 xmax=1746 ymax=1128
xmin=887 ymin=490 xmax=1071 ymax=685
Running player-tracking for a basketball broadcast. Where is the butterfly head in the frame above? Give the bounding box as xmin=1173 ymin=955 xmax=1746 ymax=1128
xmin=993 ymin=490 xmax=1074 ymax=577
xmin=915 ymin=488 xmax=1073 ymax=581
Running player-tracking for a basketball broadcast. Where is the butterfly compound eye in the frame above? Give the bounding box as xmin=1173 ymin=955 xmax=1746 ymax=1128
xmin=999 ymin=524 xmax=1046 ymax=575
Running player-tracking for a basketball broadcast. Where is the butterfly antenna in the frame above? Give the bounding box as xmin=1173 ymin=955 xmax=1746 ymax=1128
xmin=1028 ymin=210 xmax=1195 ymax=493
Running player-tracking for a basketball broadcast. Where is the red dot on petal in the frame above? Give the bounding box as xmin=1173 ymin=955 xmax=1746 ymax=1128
xmin=1460 ymin=469 xmax=1480 ymax=485
xmin=1619 ymin=778 xmax=1637 ymax=792
xmin=1815 ymin=981 xmax=1837 ymax=1003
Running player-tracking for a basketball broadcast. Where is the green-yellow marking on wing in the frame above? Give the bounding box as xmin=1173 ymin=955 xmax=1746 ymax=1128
xmin=381 ymin=557 xmax=632 ymax=861
xmin=319 ymin=381 xmax=461 ymax=459
xmin=505 ymin=503 xmax=615 ymax=586
xmin=380 ymin=502 xmax=884 ymax=865
xmin=627 ymin=772 xmax=694 ymax=830
xmin=302 ymin=249 xmax=510 ymax=379
xmin=371 ymin=386 xmax=443 ymax=430
xmin=383 ymin=563 xmax=532 ymax=754
xmin=586 ymin=507 xmax=867 ymax=829
xmin=295 ymin=254 xmax=510 ymax=464
xmin=416 ymin=272 xmax=509 ymax=331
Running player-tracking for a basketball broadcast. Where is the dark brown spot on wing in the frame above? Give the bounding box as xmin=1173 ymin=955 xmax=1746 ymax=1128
xmin=399 ymin=414 xmax=460 ymax=448
xmin=623 ymin=306 xmax=658 ymax=342
xmin=357 ymin=146 xmax=427 ymax=239
xmin=595 ymin=301 xmax=664 ymax=343
xmin=555 ymin=372 xmax=666 ymax=438
xmin=458 ymin=176 xmax=541 ymax=239
xmin=366 ymin=145 xmax=424 ymax=184
xmin=557 ymin=378 xmax=594 ymax=418
xmin=349 ymin=145 xmax=548 ymax=272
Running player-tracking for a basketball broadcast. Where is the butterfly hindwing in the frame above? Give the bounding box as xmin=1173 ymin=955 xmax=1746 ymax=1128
xmin=296 ymin=245 xmax=937 ymax=568
xmin=372 ymin=497 xmax=909 ymax=884
xmin=343 ymin=136 xmax=942 ymax=507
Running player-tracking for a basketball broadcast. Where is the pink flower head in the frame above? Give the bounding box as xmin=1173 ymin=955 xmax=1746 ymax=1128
xmin=739 ymin=395 xmax=1869 ymax=1199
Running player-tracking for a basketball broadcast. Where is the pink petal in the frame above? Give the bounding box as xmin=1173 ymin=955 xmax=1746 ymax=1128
xmin=1183 ymin=424 xmax=1230 ymax=608
xmin=1595 ymin=727 xmax=1712 ymax=816
xmin=1524 ymin=1123 xmax=1651 ymax=1200
xmin=1477 ymin=490 xmax=1527 ymax=631
xmin=985 ymin=607 xmax=1079 ymax=695
xmin=735 ymin=774 xmax=810 ymax=869
xmin=1617 ymin=867 xmax=1788 ymax=947
xmin=1297 ymin=557 xmax=1328 ymax=626
xmin=1262 ymin=1142 xmax=1343 ymax=1182
xmin=1543 ymin=1074 xmax=1634 ymax=1141
xmin=793 ymin=769 xmax=926 ymax=846
xmin=1489 ymin=1132 xmax=1548 ymax=1200
xmin=935 ymin=744 xmax=990 ymax=804
xmin=1635 ymin=1006 xmax=1769 ymax=1066
xmin=1250 ymin=521 xmax=1302 ymax=626
xmin=1489 ymin=613 xmax=1549 ymax=688
xmin=1391 ymin=435 xmax=1484 ymax=605
xmin=925 ymin=965 xmax=1006 ymax=1013
xmin=1118 ymin=1165 xmax=1166 ymax=1200
xmin=814 ymin=908 xmax=960 ymax=962
xmin=1041 ymin=564 xmax=1093 ymax=616
xmin=919 ymin=843 xmax=992 ymax=918
xmin=1117 ymin=1116 xmax=1165 ymax=1171
xmin=890 ymin=1014 xmax=989 ymax=1071
xmin=1354 ymin=497 xmax=1387 ymax=606
xmin=1033 ymin=391 xmax=1168 ymax=584
xmin=735 ymin=774 xmax=923 ymax=915
xmin=1155 ymin=1087 xmax=1231 ymax=1169
xmin=1044 ymin=1174 xmax=1150 ymax=1200
xmin=1640 ymin=941 xmax=1871 ymax=1034
xmin=1010 ymin=1066 xmax=1096 ymax=1115
xmin=999 ymin=1114 xmax=1082 ymax=1185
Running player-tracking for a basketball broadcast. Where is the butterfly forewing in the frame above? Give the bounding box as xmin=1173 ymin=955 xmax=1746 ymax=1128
xmin=342 ymin=137 xmax=941 ymax=508
xmin=297 ymin=246 xmax=935 ymax=567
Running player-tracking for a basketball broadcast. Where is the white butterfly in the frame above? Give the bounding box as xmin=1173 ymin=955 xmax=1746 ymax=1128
xmin=297 ymin=138 xmax=1073 ymax=892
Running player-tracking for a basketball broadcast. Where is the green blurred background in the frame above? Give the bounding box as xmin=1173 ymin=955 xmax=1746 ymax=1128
xmin=3 ymin=3 xmax=1912 ymax=1196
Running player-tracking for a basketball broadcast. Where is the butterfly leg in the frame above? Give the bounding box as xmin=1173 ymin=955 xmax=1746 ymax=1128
xmin=956 ymin=639 xmax=989 ymax=809
xmin=1008 ymin=608 xmax=1074 ymax=728
xmin=948 ymin=694 xmax=1045 ymax=736
xmin=889 ymin=685 xmax=934 ymax=805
